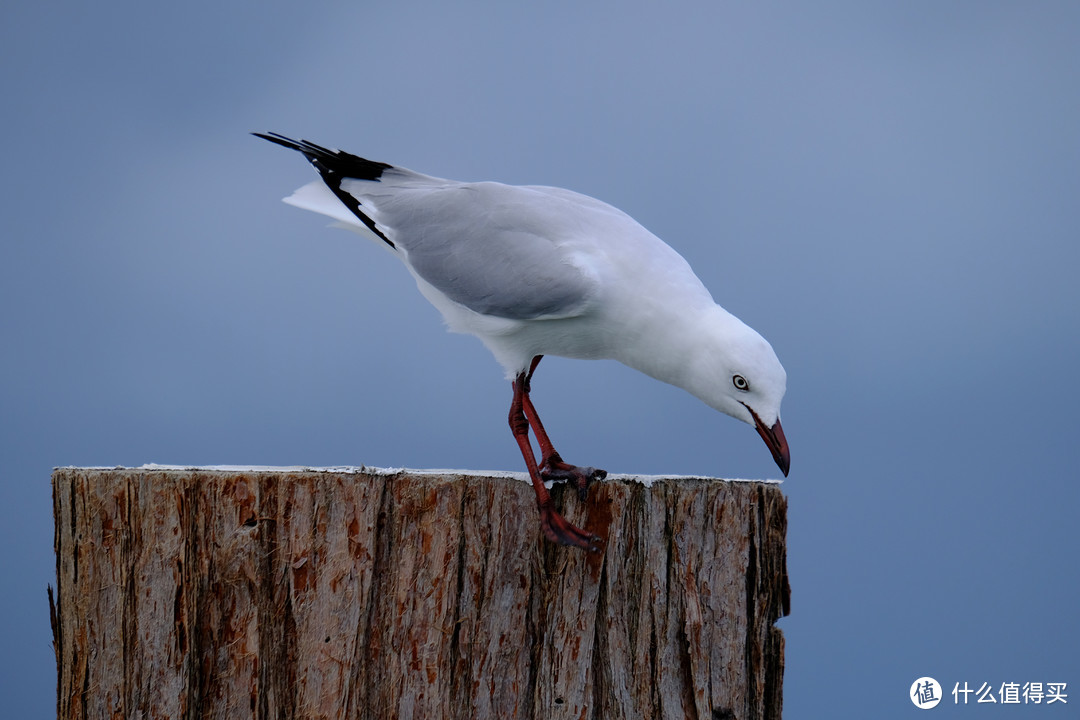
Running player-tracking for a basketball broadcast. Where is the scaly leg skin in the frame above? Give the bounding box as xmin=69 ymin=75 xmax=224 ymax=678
xmin=538 ymin=452 xmax=607 ymax=501
xmin=520 ymin=356 xmax=608 ymax=501
xmin=510 ymin=358 xmax=602 ymax=552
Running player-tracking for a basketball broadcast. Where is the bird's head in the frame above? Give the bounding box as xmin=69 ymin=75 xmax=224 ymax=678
xmin=690 ymin=314 xmax=790 ymax=477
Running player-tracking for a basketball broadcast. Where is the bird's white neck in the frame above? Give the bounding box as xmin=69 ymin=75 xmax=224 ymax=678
xmin=613 ymin=302 xmax=740 ymax=402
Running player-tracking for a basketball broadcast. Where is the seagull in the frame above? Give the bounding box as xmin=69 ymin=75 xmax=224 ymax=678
xmin=256 ymin=132 xmax=790 ymax=552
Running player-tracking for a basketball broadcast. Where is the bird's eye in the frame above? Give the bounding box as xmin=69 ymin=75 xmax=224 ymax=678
xmin=732 ymin=374 xmax=749 ymax=391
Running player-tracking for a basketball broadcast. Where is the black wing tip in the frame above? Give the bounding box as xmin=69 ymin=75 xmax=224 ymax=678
xmin=252 ymin=131 xmax=392 ymax=181
xmin=254 ymin=131 xmax=396 ymax=250
xmin=251 ymin=131 xmax=294 ymax=147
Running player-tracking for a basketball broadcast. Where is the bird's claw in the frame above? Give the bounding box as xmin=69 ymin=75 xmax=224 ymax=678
xmin=540 ymin=454 xmax=607 ymax=501
xmin=539 ymin=502 xmax=603 ymax=553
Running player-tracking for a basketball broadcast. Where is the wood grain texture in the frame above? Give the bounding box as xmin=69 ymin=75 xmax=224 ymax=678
xmin=52 ymin=468 xmax=789 ymax=719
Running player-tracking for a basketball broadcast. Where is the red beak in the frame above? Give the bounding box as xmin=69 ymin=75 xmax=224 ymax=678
xmin=744 ymin=404 xmax=790 ymax=477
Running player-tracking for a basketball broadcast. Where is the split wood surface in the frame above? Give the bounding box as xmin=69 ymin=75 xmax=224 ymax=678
xmin=52 ymin=468 xmax=789 ymax=719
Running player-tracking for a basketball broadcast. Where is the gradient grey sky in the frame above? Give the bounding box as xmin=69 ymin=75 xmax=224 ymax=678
xmin=3 ymin=2 xmax=1078 ymax=716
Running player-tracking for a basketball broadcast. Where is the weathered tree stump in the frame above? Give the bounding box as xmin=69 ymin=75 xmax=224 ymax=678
xmin=51 ymin=467 xmax=789 ymax=719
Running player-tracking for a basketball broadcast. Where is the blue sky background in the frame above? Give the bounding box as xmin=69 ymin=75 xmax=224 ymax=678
xmin=2 ymin=2 xmax=1078 ymax=716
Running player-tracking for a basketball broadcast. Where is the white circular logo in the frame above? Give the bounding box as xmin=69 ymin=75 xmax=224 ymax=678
xmin=911 ymin=677 xmax=942 ymax=709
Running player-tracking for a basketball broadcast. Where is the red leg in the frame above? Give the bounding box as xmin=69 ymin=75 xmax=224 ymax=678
xmin=520 ymin=356 xmax=607 ymax=500
xmin=510 ymin=360 xmax=601 ymax=551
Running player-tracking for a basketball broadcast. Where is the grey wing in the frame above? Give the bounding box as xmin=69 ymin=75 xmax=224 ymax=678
xmin=362 ymin=182 xmax=598 ymax=320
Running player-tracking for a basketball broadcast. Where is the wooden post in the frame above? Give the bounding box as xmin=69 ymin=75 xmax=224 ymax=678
xmin=51 ymin=467 xmax=789 ymax=719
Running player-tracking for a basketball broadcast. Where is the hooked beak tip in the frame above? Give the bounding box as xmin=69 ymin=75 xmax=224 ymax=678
xmin=769 ymin=419 xmax=791 ymax=477
xmin=745 ymin=405 xmax=790 ymax=477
